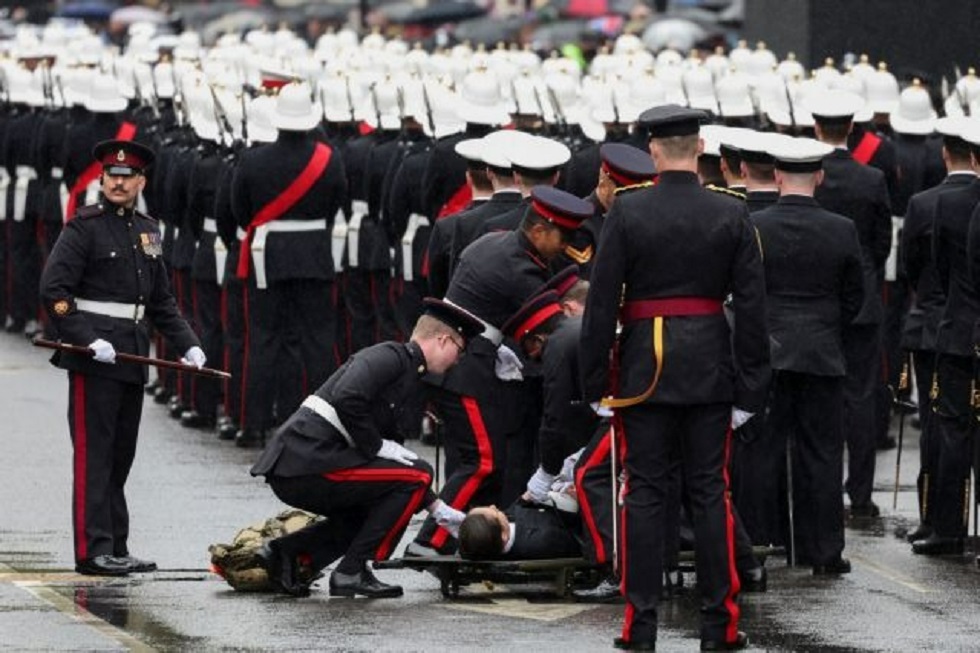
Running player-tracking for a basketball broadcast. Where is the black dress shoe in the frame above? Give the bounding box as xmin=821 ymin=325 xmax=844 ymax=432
xmin=5 ymin=318 xmax=25 ymax=334
xmin=117 ymin=555 xmax=157 ymax=573
xmin=876 ymin=436 xmax=897 ymax=451
xmin=256 ymin=541 xmax=310 ymax=597
xmin=234 ymin=428 xmax=265 ymax=449
xmin=812 ymin=557 xmax=852 ymax=576
xmin=217 ymin=421 xmax=239 ymax=441
xmin=906 ymin=524 xmax=933 ymax=543
xmin=701 ymin=631 xmax=748 ymax=651
xmin=573 ymin=575 xmax=622 ymax=603
xmin=168 ymin=398 xmax=187 ymax=419
xmin=76 ymin=555 xmax=131 ymax=576
xmin=329 ymin=567 xmax=403 ymax=598
xmin=144 ymin=381 xmax=159 ymax=396
xmin=613 ymin=637 xmax=656 ymax=650
xmin=739 ymin=566 xmax=767 ymax=593
xmin=152 ymin=386 xmax=172 ymax=404
xmin=849 ymin=502 xmax=880 ymax=518
xmin=180 ymin=410 xmax=216 ymax=430
xmin=912 ymin=534 xmax=964 ymax=556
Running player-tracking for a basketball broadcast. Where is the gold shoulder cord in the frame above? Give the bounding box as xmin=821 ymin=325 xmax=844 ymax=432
xmin=601 ymin=316 xmax=664 ymax=409
xmin=614 ymin=181 xmax=654 ymax=196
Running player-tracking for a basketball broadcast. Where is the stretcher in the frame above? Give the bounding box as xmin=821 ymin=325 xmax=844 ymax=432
xmin=377 ymin=546 xmax=783 ymax=599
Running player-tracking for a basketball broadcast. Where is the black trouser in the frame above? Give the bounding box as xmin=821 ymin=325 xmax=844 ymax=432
xmin=191 ymin=278 xmax=223 ymax=420
xmin=931 ymin=354 xmax=974 ymax=538
xmin=67 ymin=372 xmax=144 ymax=562
xmin=241 ymin=278 xmax=337 ymax=431
xmin=877 ymin=280 xmax=910 ymax=444
xmin=502 ymin=379 xmax=541 ymax=507
xmin=575 ymin=426 xmax=616 ymax=566
xmin=173 ymin=269 xmax=194 ymax=407
xmin=393 ymin=277 xmax=426 ymax=338
xmin=345 ymin=269 xmax=399 ymax=353
xmin=269 ymin=459 xmax=435 ymax=574
xmin=912 ymin=350 xmax=938 ymax=529
xmin=9 ymin=216 xmax=40 ymax=325
xmin=843 ymin=323 xmax=880 ymax=508
xmin=222 ymin=276 xmax=245 ymax=427
xmin=768 ymin=371 xmax=845 ymax=566
xmin=730 ymin=415 xmax=776 ymax=546
xmin=619 ymin=403 xmax=740 ymax=646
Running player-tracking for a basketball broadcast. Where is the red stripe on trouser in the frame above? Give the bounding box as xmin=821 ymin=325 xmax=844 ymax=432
xmin=190 ymin=280 xmax=200 ymax=410
xmin=175 ymin=273 xmax=184 ymax=399
xmin=618 ymin=416 xmax=633 ymax=642
xmin=575 ymin=429 xmax=611 ymax=564
xmin=721 ymin=425 xmax=741 ymax=642
xmin=72 ymin=374 xmax=88 ymax=560
xmin=323 ymin=467 xmax=433 ymax=560
xmin=220 ymin=287 xmax=229 ymax=414
xmin=431 ymin=396 xmax=494 ymax=549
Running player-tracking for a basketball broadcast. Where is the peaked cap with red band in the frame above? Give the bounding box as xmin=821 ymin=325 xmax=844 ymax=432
xmin=599 ymin=142 xmax=656 ymax=187
xmin=93 ymin=139 xmax=154 ymax=175
xmin=421 ymin=297 xmax=485 ymax=341
xmin=529 ymin=185 xmax=592 ymax=231
xmin=542 ymin=264 xmax=580 ymax=298
xmin=502 ymin=290 xmax=563 ymax=342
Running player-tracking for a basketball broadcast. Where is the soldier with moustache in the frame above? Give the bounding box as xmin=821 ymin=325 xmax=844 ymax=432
xmin=231 ymin=83 xmax=346 ymax=448
xmin=39 ymin=140 xmax=204 ymax=576
xmin=408 ymin=186 xmax=591 ymax=555
xmin=900 ymin=117 xmax=978 ymax=544
xmin=912 ymin=123 xmax=980 ymax=556
xmin=751 ymin=137 xmax=864 ymax=573
xmin=580 ymin=106 xmax=769 ymax=651
xmin=808 ymin=90 xmax=893 ymax=519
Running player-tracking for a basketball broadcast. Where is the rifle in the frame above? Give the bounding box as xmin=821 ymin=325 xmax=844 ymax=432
xmin=892 ymin=353 xmax=916 ymax=509
xmin=952 ymin=65 xmax=971 ymax=116
xmin=546 ymin=85 xmax=568 ymax=137
xmin=782 ymin=76 xmax=798 ymax=131
xmin=33 ymin=338 xmax=231 ymax=379
xmin=240 ymin=90 xmax=249 ymax=145
xmin=209 ymin=85 xmax=235 ymax=146
xmin=344 ymin=76 xmax=356 ymax=124
xmin=420 ymin=80 xmax=436 ymax=136
xmin=369 ymin=81 xmax=383 ymax=131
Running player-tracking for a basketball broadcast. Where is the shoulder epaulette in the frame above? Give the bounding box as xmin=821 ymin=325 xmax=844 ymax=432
xmin=614 ymin=181 xmax=655 ymax=196
xmin=74 ymin=204 xmax=104 ymax=219
xmin=706 ymin=184 xmax=746 ymax=200
xmin=134 ymin=209 xmax=158 ymax=223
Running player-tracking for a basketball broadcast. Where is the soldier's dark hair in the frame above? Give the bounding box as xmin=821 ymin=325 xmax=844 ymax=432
xmin=459 ymin=512 xmax=504 ymax=559
xmin=513 ymin=165 xmax=560 ymax=186
xmin=743 ymin=161 xmax=776 ymax=182
xmin=652 ymin=134 xmax=699 ymax=159
xmin=488 ymin=164 xmax=513 ymax=179
xmin=943 ymin=135 xmax=972 ymax=161
xmin=467 ymin=168 xmax=493 ymax=192
xmin=816 ymin=122 xmax=851 ymax=143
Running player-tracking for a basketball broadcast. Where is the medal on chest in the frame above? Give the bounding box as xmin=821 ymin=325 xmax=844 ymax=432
xmin=140 ymin=231 xmax=162 ymax=257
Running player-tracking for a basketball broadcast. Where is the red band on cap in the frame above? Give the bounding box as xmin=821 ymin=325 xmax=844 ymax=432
xmin=601 ymin=161 xmax=641 ymax=187
xmin=514 ymin=302 xmax=563 ymax=341
xmin=101 ymin=149 xmax=145 ymax=170
xmin=531 ymin=198 xmax=581 ymax=230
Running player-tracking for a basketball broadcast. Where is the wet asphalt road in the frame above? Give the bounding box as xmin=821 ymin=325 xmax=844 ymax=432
xmin=2 ymin=331 xmax=979 ymax=652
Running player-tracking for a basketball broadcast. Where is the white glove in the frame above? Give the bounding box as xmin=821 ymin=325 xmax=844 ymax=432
xmin=590 ymin=401 xmax=614 ymax=418
xmin=525 ymin=467 xmax=557 ymax=504
xmin=377 ymin=439 xmax=420 ymax=466
xmin=181 ymin=346 xmax=206 ymax=369
xmin=430 ymin=500 xmax=466 ymax=538
xmin=731 ymin=408 xmax=754 ymax=430
xmin=494 ymin=344 xmax=524 ymax=381
xmin=88 ymin=338 xmax=116 ymax=364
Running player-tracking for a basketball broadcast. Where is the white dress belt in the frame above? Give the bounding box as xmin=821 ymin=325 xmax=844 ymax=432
xmin=202 ymin=217 xmax=218 ymax=233
xmin=76 ymin=299 xmax=145 ymax=320
xmin=301 ymin=395 xmax=355 ymax=448
xmin=13 ymin=165 xmax=37 ymax=222
xmin=401 ymin=213 xmax=430 ymax=282
xmin=331 ymin=208 xmax=347 ymax=273
xmin=251 ymin=219 xmax=328 ymax=289
xmin=346 ymin=200 xmax=369 ymax=268
xmin=0 ymin=169 xmax=9 ymax=221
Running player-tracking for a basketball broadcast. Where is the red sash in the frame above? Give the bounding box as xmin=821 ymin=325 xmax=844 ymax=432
xmin=236 ymin=143 xmax=332 ymax=280
xmin=851 ymin=131 xmax=882 ymax=166
xmin=437 ymin=182 xmax=472 ymax=219
xmin=65 ymin=121 xmax=137 ymax=221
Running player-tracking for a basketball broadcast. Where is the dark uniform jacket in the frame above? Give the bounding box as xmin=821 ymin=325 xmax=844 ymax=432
xmin=250 ymin=341 xmax=428 ymax=477
xmin=751 ymin=195 xmax=864 ymax=376
xmin=448 ymin=189 xmax=523 ymax=273
xmin=425 ymin=198 xmax=487 ymax=298
xmin=580 ymin=170 xmax=770 ymax=412
xmin=421 ymin=124 xmax=493 ymax=218
xmin=901 ymin=172 xmax=976 ymax=352
xmin=539 ymin=317 xmax=599 ymax=476
xmin=746 ymin=189 xmax=779 ymax=214
xmin=501 ymin=501 xmax=582 ymax=560
xmin=40 ymin=200 xmax=200 ymax=384
xmin=480 ymin=197 xmax=530 ymax=234
xmin=933 ymin=179 xmax=980 ymax=357
xmin=383 ymin=136 xmax=432 ymax=280
xmin=187 ymin=144 xmax=223 ymax=282
xmin=813 ymin=148 xmax=892 ymax=325
xmin=231 ymin=130 xmax=346 ymax=282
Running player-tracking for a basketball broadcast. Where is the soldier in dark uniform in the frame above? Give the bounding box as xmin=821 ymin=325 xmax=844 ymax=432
xmin=250 ymin=299 xmax=483 ymax=598
xmin=231 ymin=83 xmax=346 ymax=448
xmin=751 ymin=137 xmax=864 ymax=573
xmin=409 ymin=186 xmax=591 ymax=555
xmin=900 ymin=117 xmax=977 ymax=544
xmin=39 ymin=139 xmax=203 ymax=576
xmin=580 ymin=106 xmax=769 ymax=651
xmin=739 ymin=136 xmax=781 ymax=213
xmin=424 ymin=138 xmax=493 ymax=299
xmin=913 ymin=125 xmax=980 ymax=556
xmin=808 ymin=91 xmax=892 ymax=518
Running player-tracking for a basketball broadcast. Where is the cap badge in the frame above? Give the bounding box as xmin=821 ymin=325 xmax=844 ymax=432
xmin=116 ymin=149 xmax=126 ymax=162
